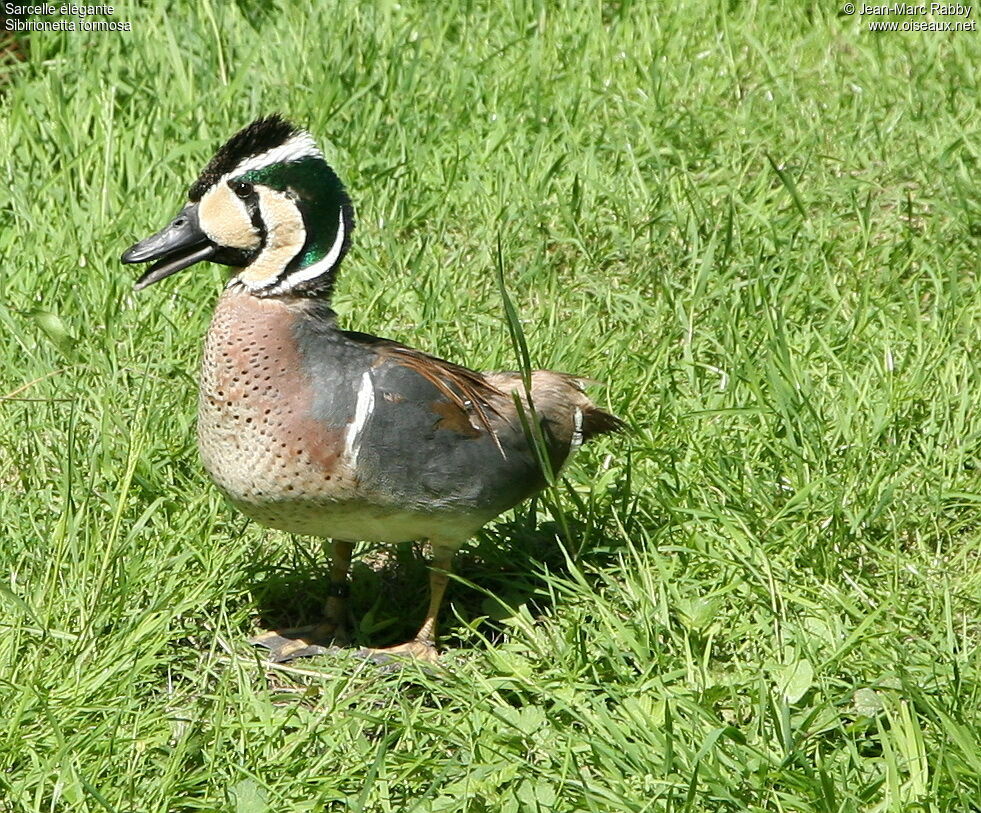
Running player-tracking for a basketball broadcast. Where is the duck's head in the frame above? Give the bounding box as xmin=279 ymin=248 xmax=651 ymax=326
xmin=122 ymin=115 xmax=354 ymax=298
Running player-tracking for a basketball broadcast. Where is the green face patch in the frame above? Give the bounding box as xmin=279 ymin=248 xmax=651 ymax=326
xmin=239 ymin=157 xmax=351 ymax=270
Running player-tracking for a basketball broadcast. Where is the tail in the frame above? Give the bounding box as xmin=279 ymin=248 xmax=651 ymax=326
xmin=581 ymin=405 xmax=626 ymax=441
xmin=481 ymin=370 xmax=626 ymax=455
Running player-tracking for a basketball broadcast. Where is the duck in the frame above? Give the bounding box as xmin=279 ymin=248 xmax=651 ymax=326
xmin=121 ymin=115 xmax=623 ymax=663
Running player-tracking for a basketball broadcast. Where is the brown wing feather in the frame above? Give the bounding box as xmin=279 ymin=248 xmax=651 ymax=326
xmin=340 ymin=330 xmax=505 ymax=441
xmin=381 ymin=345 xmax=505 ymax=439
xmin=341 ymin=331 xmax=625 ymax=450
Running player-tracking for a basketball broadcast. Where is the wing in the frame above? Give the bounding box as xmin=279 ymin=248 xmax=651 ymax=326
xmin=339 ymin=329 xmax=506 ymax=446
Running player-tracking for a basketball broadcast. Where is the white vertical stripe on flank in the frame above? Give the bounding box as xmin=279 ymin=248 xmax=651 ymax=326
xmin=345 ymin=371 xmax=375 ymax=464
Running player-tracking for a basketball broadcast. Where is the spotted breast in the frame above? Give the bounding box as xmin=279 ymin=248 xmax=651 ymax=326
xmin=197 ymin=287 xmax=508 ymax=543
xmin=197 ymin=289 xmax=357 ymax=527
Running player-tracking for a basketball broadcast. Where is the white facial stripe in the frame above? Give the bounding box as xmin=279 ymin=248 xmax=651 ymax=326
xmin=264 ymin=209 xmax=346 ymax=295
xmin=232 ymin=132 xmax=322 ymax=176
xmin=237 ymin=189 xmax=306 ymax=289
xmin=205 ymin=133 xmax=323 ymax=203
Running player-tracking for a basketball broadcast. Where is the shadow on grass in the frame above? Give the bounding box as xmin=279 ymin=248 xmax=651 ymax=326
xmin=240 ymin=501 xmax=626 ymax=654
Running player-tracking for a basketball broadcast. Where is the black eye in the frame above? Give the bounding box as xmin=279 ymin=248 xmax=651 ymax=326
xmin=230 ymin=181 xmax=254 ymax=199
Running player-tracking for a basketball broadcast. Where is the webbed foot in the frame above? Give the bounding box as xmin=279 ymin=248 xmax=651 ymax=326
xmin=355 ymin=639 xmax=439 ymax=666
xmin=250 ymin=621 xmax=349 ymax=663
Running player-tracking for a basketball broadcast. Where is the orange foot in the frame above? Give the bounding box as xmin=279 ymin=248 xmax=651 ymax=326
xmin=250 ymin=621 xmax=348 ymax=663
xmin=356 ymin=639 xmax=439 ymax=666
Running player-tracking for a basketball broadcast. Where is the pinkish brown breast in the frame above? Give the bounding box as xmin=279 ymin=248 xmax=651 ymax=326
xmin=197 ymin=289 xmax=358 ymax=532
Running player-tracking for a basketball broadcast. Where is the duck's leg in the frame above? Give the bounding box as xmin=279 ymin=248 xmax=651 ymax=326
xmin=251 ymin=539 xmax=355 ymax=663
xmin=358 ymin=542 xmax=457 ymax=664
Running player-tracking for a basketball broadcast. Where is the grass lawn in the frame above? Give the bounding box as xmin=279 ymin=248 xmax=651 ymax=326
xmin=1 ymin=1 xmax=980 ymax=809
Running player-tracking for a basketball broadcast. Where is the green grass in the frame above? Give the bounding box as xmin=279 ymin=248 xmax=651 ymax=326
xmin=1 ymin=1 xmax=980 ymax=809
